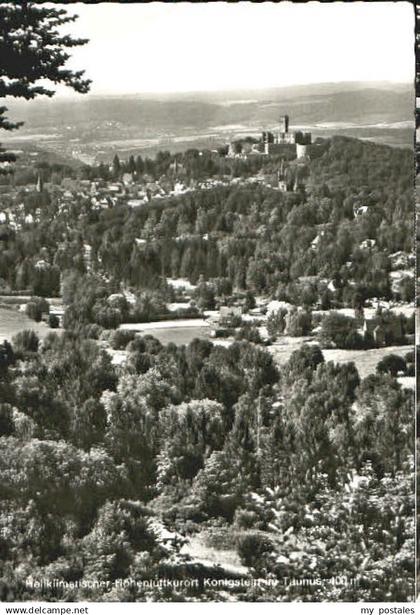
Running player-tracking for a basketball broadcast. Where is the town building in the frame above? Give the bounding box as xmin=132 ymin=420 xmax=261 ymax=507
xmin=362 ymin=314 xmax=403 ymax=346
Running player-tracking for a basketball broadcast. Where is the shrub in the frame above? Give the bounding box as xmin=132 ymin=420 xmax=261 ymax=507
xmin=285 ymin=309 xmax=312 ymax=336
xmin=110 ymin=329 xmax=136 ymax=350
xmin=398 ymin=276 xmax=415 ymax=302
xmin=243 ymin=291 xmax=256 ymax=312
xmin=376 ymin=354 xmax=407 ymax=377
xmin=48 ymin=314 xmax=60 ymax=329
xmin=94 ymin=305 xmax=122 ymax=329
xmin=237 ymin=532 xmax=274 ymax=568
xmin=234 ymin=508 xmax=259 ymax=530
xmin=12 ymin=329 xmax=39 ymax=354
xmin=219 ymin=314 xmax=242 ymax=328
xmin=25 ymin=297 xmax=49 ymax=322
xmin=0 ymin=403 xmax=14 ymax=436
xmin=405 ymin=350 xmax=414 ymax=363
xmin=83 ymin=324 xmax=103 ymax=340
xmin=0 ymin=340 xmax=15 ymax=370
xmin=403 ymin=313 xmax=415 ymax=335
xmin=25 ymin=301 xmax=42 ymax=322
xmin=235 ymin=324 xmax=262 ymax=344
xmin=318 ymin=312 xmax=364 ymax=349
xmin=287 ymin=343 xmax=324 ymax=375
xmin=267 ymin=308 xmax=287 ymax=339
xmin=405 ymin=350 xmax=415 ymax=376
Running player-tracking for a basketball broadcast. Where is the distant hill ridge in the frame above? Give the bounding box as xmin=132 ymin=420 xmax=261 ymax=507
xmin=2 ymin=82 xmax=413 ymax=158
xmin=6 ymin=81 xmax=413 ymax=131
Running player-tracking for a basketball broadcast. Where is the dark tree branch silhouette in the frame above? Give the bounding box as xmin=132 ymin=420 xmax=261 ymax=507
xmin=0 ymin=1 xmax=91 ymax=167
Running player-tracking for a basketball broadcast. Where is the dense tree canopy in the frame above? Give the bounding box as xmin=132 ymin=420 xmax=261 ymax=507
xmin=0 ymin=325 xmax=413 ymax=601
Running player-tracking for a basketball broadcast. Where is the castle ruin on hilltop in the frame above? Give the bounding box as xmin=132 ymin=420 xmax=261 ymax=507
xmin=227 ymin=114 xmax=312 ymax=160
xmin=262 ymin=115 xmax=312 ymax=158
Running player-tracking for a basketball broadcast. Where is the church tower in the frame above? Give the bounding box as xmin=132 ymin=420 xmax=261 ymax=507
xmin=278 ymin=159 xmax=288 ymax=192
xmin=36 ymin=173 xmax=43 ymax=193
xmin=293 ymin=167 xmax=301 ymax=192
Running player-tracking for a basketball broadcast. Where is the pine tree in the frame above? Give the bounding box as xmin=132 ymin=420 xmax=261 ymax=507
xmin=112 ymin=154 xmax=121 ymax=178
xmin=0 ymin=2 xmax=90 ymax=167
xmin=127 ymin=155 xmax=136 ymax=174
xmin=135 ymin=155 xmax=144 ymax=174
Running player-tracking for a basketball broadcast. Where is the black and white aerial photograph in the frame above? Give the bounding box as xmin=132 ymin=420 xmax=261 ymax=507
xmin=0 ymin=0 xmax=416 ymax=607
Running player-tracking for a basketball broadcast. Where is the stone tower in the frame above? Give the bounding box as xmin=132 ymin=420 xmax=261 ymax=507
xmin=279 ymin=115 xmax=289 ymax=134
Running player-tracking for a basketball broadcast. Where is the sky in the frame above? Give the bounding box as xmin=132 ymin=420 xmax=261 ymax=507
xmin=56 ymin=1 xmax=414 ymax=96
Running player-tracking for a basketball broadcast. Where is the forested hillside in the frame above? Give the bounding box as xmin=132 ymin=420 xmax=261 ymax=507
xmin=0 ymin=137 xmax=414 ymax=308
xmin=0 ymin=135 xmax=415 ymax=602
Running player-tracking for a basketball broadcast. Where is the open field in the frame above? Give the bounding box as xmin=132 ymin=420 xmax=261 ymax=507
xmin=136 ymin=326 xmax=211 ymax=346
xmin=322 ymin=345 xmax=413 ymax=380
xmin=0 ymin=306 xmax=56 ymax=342
xmin=119 ymin=318 xmax=210 ymax=331
xmin=180 ymin=532 xmax=248 ymax=575
xmin=119 ymin=319 xmax=211 ymax=345
xmin=1 ymin=303 xmax=413 ymax=387
xmin=268 ymin=337 xmax=414 ymax=383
